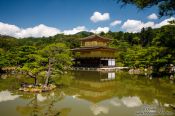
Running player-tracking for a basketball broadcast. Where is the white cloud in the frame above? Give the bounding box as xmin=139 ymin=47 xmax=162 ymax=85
xmin=110 ymin=20 xmax=122 ymax=27
xmin=121 ymin=17 xmax=175 ymax=33
xmin=63 ymin=26 xmax=87 ymax=35
xmin=154 ymin=17 xmax=175 ymax=28
xmin=122 ymin=19 xmax=154 ymax=33
xmin=64 ymin=26 xmax=110 ymax=35
xmin=147 ymin=13 xmax=158 ymax=20
xmin=90 ymin=27 xmax=109 ymax=34
xmin=90 ymin=11 xmax=110 ymax=23
xmin=0 ymin=22 xmax=61 ymax=38
xmin=0 ymin=22 xmax=20 ymax=37
xmin=0 ymin=22 xmax=110 ymax=37
xmin=1 ymin=16 xmax=174 ymax=38
xmin=16 ymin=24 xmax=61 ymax=38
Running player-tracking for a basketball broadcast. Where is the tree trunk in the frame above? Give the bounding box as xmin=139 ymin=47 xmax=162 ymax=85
xmin=32 ymin=94 xmax=39 ymax=115
xmin=27 ymin=72 xmax=38 ymax=86
xmin=152 ymin=65 xmax=161 ymax=77
xmin=45 ymin=58 xmax=51 ymax=86
xmin=34 ymin=76 xmax=38 ymax=86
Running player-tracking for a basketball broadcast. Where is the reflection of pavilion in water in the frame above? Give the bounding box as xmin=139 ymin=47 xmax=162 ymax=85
xmin=70 ymin=71 xmax=116 ymax=102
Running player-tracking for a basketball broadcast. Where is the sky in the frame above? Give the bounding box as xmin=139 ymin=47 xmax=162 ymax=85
xmin=0 ymin=0 xmax=174 ymax=38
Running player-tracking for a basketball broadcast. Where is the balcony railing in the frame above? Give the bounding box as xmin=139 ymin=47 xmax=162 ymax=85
xmin=77 ymin=51 xmax=115 ymax=58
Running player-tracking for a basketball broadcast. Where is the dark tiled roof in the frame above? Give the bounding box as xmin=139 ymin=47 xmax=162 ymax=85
xmin=71 ymin=46 xmax=116 ymax=51
xmin=81 ymin=35 xmax=111 ymax=41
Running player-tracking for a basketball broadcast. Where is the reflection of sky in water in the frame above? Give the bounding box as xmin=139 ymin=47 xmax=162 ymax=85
xmin=121 ymin=96 xmax=142 ymax=107
xmin=0 ymin=71 xmax=174 ymax=116
xmin=0 ymin=90 xmax=20 ymax=102
xmin=110 ymin=99 xmax=121 ymax=106
xmin=90 ymin=104 xmax=109 ymax=115
xmin=72 ymin=94 xmax=81 ymax=99
xmin=37 ymin=94 xmax=47 ymax=102
xmin=109 ymin=96 xmax=142 ymax=108
xmin=37 ymin=92 xmax=55 ymax=102
xmin=90 ymin=96 xmax=142 ymax=115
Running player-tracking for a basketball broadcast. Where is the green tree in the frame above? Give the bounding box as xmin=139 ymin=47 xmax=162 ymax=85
xmin=19 ymin=54 xmax=47 ymax=85
xmin=140 ymin=27 xmax=154 ymax=47
xmin=168 ymin=20 xmax=175 ymax=24
xmin=132 ymin=36 xmax=140 ymax=45
xmin=40 ymin=43 xmax=72 ymax=86
xmin=16 ymin=46 xmax=37 ymax=66
xmin=0 ymin=48 xmax=9 ymax=72
xmin=18 ymin=43 xmax=72 ymax=86
xmin=151 ymin=25 xmax=175 ymax=73
xmin=117 ymin=0 xmax=175 ymax=16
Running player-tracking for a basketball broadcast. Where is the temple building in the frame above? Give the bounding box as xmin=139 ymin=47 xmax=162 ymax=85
xmin=72 ymin=35 xmax=116 ymax=68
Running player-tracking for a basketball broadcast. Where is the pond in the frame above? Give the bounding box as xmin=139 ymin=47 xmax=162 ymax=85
xmin=0 ymin=71 xmax=175 ymax=116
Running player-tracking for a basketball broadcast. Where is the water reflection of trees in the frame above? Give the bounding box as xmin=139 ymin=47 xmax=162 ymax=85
xmin=0 ymin=90 xmax=20 ymax=102
xmin=114 ymin=72 xmax=175 ymax=105
xmin=0 ymin=74 xmax=35 ymax=91
xmin=0 ymin=71 xmax=175 ymax=115
xmin=68 ymin=71 xmax=175 ymax=106
xmin=16 ymin=91 xmax=71 ymax=116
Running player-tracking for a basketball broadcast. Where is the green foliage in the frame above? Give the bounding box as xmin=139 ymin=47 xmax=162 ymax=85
xmin=40 ymin=43 xmax=72 ymax=71
xmin=0 ymin=25 xmax=175 ymax=76
xmin=16 ymin=46 xmax=37 ymax=66
xmin=117 ymin=0 xmax=175 ymax=16
xmin=0 ymin=48 xmax=9 ymax=69
xmin=18 ymin=53 xmax=47 ymax=85
xmin=0 ymin=34 xmax=75 ymax=85
xmin=103 ymin=25 xmax=174 ymax=74
xmin=40 ymin=43 xmax=72 ymax=85
xmin=51 ymin=72 xmax=73 ymax=86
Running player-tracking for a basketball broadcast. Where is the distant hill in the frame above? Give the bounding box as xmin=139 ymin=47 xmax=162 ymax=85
xmin=74 ymin=31 xmax=94 ymax=36
xmin=0 ymin=34 xmax=16 ymax=39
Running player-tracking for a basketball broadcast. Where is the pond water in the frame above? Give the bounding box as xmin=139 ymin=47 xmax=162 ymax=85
xmin=0 ymin=71 xmax=175 ymax=116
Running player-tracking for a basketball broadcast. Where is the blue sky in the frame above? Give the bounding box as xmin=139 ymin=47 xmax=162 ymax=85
xmin=0 ymin=0 xmax=174 ymax=38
